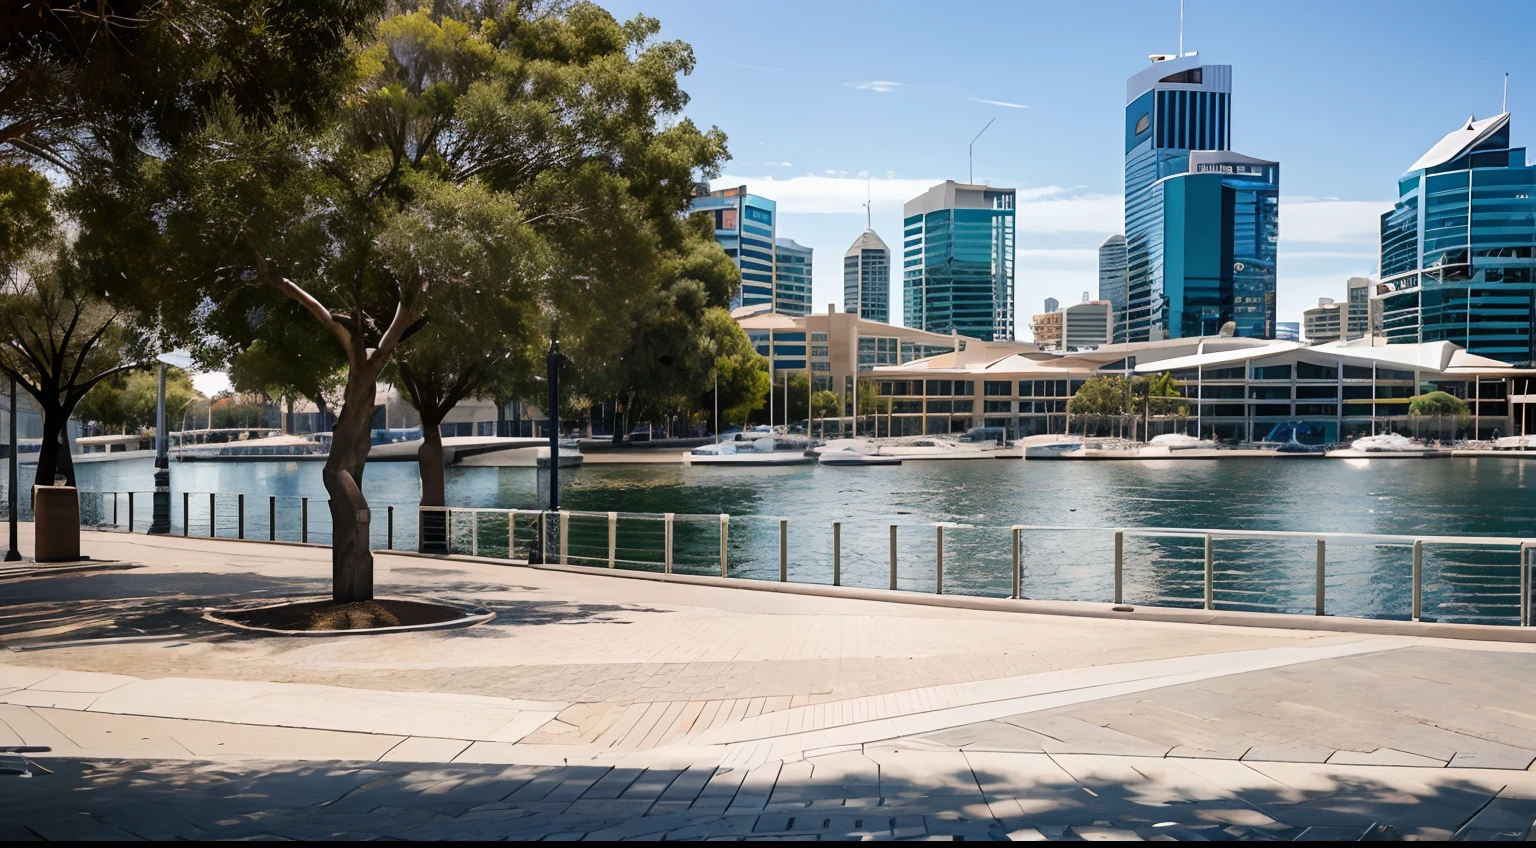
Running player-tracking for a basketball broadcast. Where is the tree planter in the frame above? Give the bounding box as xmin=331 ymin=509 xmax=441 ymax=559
xmin=204 ymin=597 xmax=493 ymax=636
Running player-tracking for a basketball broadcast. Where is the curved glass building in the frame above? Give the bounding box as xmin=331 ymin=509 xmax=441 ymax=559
xmin=1123 ymin=53 xmax=1278 ymax=341
xmin=1375 ymin=112 xmax=1536 ymax=364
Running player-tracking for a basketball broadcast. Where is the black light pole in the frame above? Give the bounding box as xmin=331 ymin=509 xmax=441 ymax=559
xmin=150 ymin=362 xmax=170 ymax=534
xmin=546 ymin=327 xmax=561 ymax=513
xmin=6 ymin=377 xmax=20 ymax=562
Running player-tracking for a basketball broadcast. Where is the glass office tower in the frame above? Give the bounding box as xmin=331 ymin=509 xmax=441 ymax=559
xmin=689 ymin=185 xmax=777 ymax=310
xmin=843 ymin=229 xmax=891 ymax=323
xmin=902 ymin=181 xmax=1016 ymax=341
xmin=1097 ymin=234 xmax=1128 ymax=342
xmin=773 ymin=238 xmax=813 ymax=317
xmin=1162 ymin=151 xmax=1280 ymax=339
xmin=1375 ymin=112 xmax=1536 ymax=364
xmin=1124 ymin=54 xmax=1232 ymax=341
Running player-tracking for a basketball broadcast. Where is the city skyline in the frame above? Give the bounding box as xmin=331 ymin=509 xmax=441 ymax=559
xmin=603 ymin=0 xmax=1535 ymax=343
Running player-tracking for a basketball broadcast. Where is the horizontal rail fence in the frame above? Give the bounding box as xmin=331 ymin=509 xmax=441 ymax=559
xmin=417 ymin=506 xmax=1536 ymax=628
xmin=75 ymin=491 xmax=412 ymax=550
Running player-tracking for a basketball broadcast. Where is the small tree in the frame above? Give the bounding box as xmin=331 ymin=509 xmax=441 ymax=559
xmin=77 ymin=368 xmax=198 ymax=435
xmin=1068 ymin=375 xmax=1131 ymax=436
xmin=1409 ymin=391 xmax=1469 ymax=417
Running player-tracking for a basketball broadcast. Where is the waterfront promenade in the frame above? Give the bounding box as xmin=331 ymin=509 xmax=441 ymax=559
xmin=2 ymin=528 xmax=1535 ymax=840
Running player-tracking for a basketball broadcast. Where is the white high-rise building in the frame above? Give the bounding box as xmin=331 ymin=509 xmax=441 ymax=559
xmin=843 ymin=229 xmax=890 ymax=323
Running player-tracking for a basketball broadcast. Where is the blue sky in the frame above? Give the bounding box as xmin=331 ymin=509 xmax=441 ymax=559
xmin=603 ymin=0 xmax=1536 ymax=338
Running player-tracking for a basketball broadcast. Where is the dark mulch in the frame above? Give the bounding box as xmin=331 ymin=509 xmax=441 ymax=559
xmin=213 ymin=598 xmax=470 ymax=632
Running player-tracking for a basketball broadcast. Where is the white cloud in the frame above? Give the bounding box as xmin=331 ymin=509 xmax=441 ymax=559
xmin=762 ymin=161 xmax=792 ymax=167
xmin=1279 ymin=196 xmax=1393 ymax=245
xmin=845 ymin=80 xmax=901 ymax=93
xmin=191 ymin=371 xmax=232 ymax=397
xmin=967 ymin=97 xmax=1030 ymax=109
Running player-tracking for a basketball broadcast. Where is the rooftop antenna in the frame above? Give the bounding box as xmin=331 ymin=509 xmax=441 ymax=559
xmin=969 ymin=117 xmax=995 ymax=185
xmin=865 ymin=176 xmax=872 ymax=229
xmin=1503 ymin=72 xmax=1509 ymax=114
xmin=1179 ymin=0 xmax=1184 ymax=56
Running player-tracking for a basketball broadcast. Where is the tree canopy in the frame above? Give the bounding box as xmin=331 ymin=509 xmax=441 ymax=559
xmin=1409 ymin=390 xmax=1470 ymax=417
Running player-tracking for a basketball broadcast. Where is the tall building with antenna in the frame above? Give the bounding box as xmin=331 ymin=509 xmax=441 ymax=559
xmin=1123 ymin=45 xmax=1279 ymax=340
xmin=1374 ymin=109 xmax=1536 ymax=363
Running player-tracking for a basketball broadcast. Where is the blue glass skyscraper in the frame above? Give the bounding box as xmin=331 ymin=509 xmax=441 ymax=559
xmin=1376 ymin=112 xmax=1536 ymax=364
xmin=1123 ymin=53 xmax=1278 ymax=341
xmin=689 ymin=185 xmax=777 ymax=311
xmin=902 ymin=181 xmax=1016 ymax=341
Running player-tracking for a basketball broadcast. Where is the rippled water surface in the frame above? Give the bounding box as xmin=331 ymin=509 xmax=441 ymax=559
xmin=34 ymin=455 xmax=1536 ymax=624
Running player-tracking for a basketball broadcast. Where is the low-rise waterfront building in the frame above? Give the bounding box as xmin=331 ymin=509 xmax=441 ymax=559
xmin=869 ymin=334 xmax=1536 ymax=441
xmin=1030 ymin=310 xmax=1063 ymax=349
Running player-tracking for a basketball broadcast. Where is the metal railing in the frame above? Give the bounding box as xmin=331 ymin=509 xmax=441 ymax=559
xmin=76 ymin=490 xmax=401 ymax=550
xmin=418 ymin=506 xmax=1536 ymax=628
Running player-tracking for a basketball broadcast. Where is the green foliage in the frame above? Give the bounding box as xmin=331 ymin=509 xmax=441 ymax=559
xmin=811 ymin=390 xmax=841 ymax=418
xmin=77 ymin=369 xmax=199 ymax=434
xmin=1141 ymin=371 xmax=1189 ymax=417
xmin=1068 ymin=375 xmax=1133 ymax=417
xmin=702 ymin=307 xmax=767 ymax=427
xmin=856 ymin=378 xmax=882 ymax=416
xmin=0 ymin=163 xmax=54 ymax=267
xmin=1409 ymin=391 xmax=1470 ymax=417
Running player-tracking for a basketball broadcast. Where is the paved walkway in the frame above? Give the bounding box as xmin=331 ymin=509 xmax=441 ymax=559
xmin=2 ymin=528 xmax=1535 ymax=839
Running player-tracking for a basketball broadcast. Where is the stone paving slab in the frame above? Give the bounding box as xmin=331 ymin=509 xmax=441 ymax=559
xmin=5 ymin=753 xmax=1530 ymax=841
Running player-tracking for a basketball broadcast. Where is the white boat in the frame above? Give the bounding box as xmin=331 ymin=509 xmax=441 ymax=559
xmin=1493 ymin=435 xmax=1534 ymax=451
xmin=1147 ymin=433 xmax=1216 ymax=450
xmin=875 ymin=438 xmax=993 ymax=461
xmin=175 ymin=433 xmax=329 ymax=461
xmin=818 ymin=445 xmax=902 ymax=466
xmin=1018 ymin=434 xmax=1085 ymax=459
xmin=684 ymin=438 xmax=815 ymax=467
xmin=812 ymin=438 xmax=880 ymax=455
xmin=1350 ymin=433 xmax=1425 ymax=453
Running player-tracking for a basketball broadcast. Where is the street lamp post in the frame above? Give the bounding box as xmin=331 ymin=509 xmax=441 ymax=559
xmin=150 ymin=350 xmax=193 ymax=535
xmin=546 ymin=328 xmax=561 ymax=513
xmin=6 ymin=377 xmax=19 ymax=562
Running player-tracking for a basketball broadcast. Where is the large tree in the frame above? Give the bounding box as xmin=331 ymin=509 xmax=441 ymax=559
xmin=0 ymin=163 xmax=149 ymax=485
xmin=116 ymin=4 xmax=727 ymax=603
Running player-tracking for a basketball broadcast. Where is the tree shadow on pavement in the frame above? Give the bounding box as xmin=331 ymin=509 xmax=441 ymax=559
xmin=2 ymin=754 xmax=1531 ymax=841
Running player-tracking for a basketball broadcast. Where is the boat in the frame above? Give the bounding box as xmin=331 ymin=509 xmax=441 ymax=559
xmin=683 ymin=438 xmax=816 ymax=467
xmin=1325 ymin=433 xmax=1448 ymax=459
xmin=1147 ymin=433 xmax=1216 ymax=450
xmin=817 ymin=445 xmax=902 ymax=466
xmin=175 ymin=432 xmax=330 ymax=461
xmin=1492 ymin=435 xmax=1533 ymax=451
xmin=1018 ymin=434 xmax=1085 ymax=459
xmin=875 ymin=438 xmax=994 ymax=461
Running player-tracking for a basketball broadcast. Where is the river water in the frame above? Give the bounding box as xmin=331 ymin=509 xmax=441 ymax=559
xmin=28 ymin=454 xmax=1536 ymax=624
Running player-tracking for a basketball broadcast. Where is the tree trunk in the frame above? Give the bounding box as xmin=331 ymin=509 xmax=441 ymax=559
xmin=324 ymin=370 xmax=378 ymax=604
xmin=417 ymin=415 xmax=446 ymax=507
xmin=33 ymin=407 xmax=77 ymax=488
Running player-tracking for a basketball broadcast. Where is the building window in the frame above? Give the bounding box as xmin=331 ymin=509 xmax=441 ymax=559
xmin=983 ymin=381 xmax=1012 ymax=396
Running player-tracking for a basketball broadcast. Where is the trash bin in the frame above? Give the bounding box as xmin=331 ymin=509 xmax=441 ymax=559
xmin=33 ymin=485 xmax=80 ymax=562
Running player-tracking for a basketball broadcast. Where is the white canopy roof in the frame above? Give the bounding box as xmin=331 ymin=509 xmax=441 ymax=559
xmin=1407 ymin=113 xmax=1509 ymax=172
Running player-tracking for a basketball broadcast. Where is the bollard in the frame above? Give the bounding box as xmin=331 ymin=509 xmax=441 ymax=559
xmin=935 ymin=524 xmax=943 ymax=595
xmin=778 ymin=518 xmax=787 ymax=582
xmin=1315 ymin=538 xmax=1326 ymax=616
xmin=127 ymin=492 xmax=134 ymax=533
xmin=209 ymin=492 xmax=216 ymax=538
xmin=538 ymin=510 xmax=547 ymax=563
xmin=889 ymin=524 xmax=898 ymax=591
xmin=237 ymin=493 xmax=245 ymax=540
xmin=113 ymin=493 xmax=119 ymax=528
xmin=719 ymin=514 xmax=729 ymax=577
xmin=182 ymin=492 xmax=189 ymax=537
xmin=832 ymin=521 xmax=841 ymax=586
xmin=1113 ymin=530 xmax=1124 ymax=605
xmin=608 ymin=512 xmax=617 ymax=568
xmin=665 ymin=513 xmax=675 ymax=574
xmin=1203 ymin=533 xmax=1214 ymax=611
xmin=387 ymin=505 xmax=393 ymax=550
xmin=1011 ymin=527 xmax=1022 ymax=600
xmin=1411 ymin=539 xmax=1423 ymax=622
xmin=269 ymin=496 xmax=276 ymax=542
xmin=301 ymin=497 xmax=309 ymax=543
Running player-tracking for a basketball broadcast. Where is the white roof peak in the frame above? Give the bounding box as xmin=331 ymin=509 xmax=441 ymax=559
xmin=1407 ymin=112 xmax=1510 ymax=173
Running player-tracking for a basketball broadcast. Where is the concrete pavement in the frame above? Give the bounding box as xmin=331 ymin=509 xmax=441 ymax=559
xmin=2 ymin=528 xmax=1535 ymax=839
